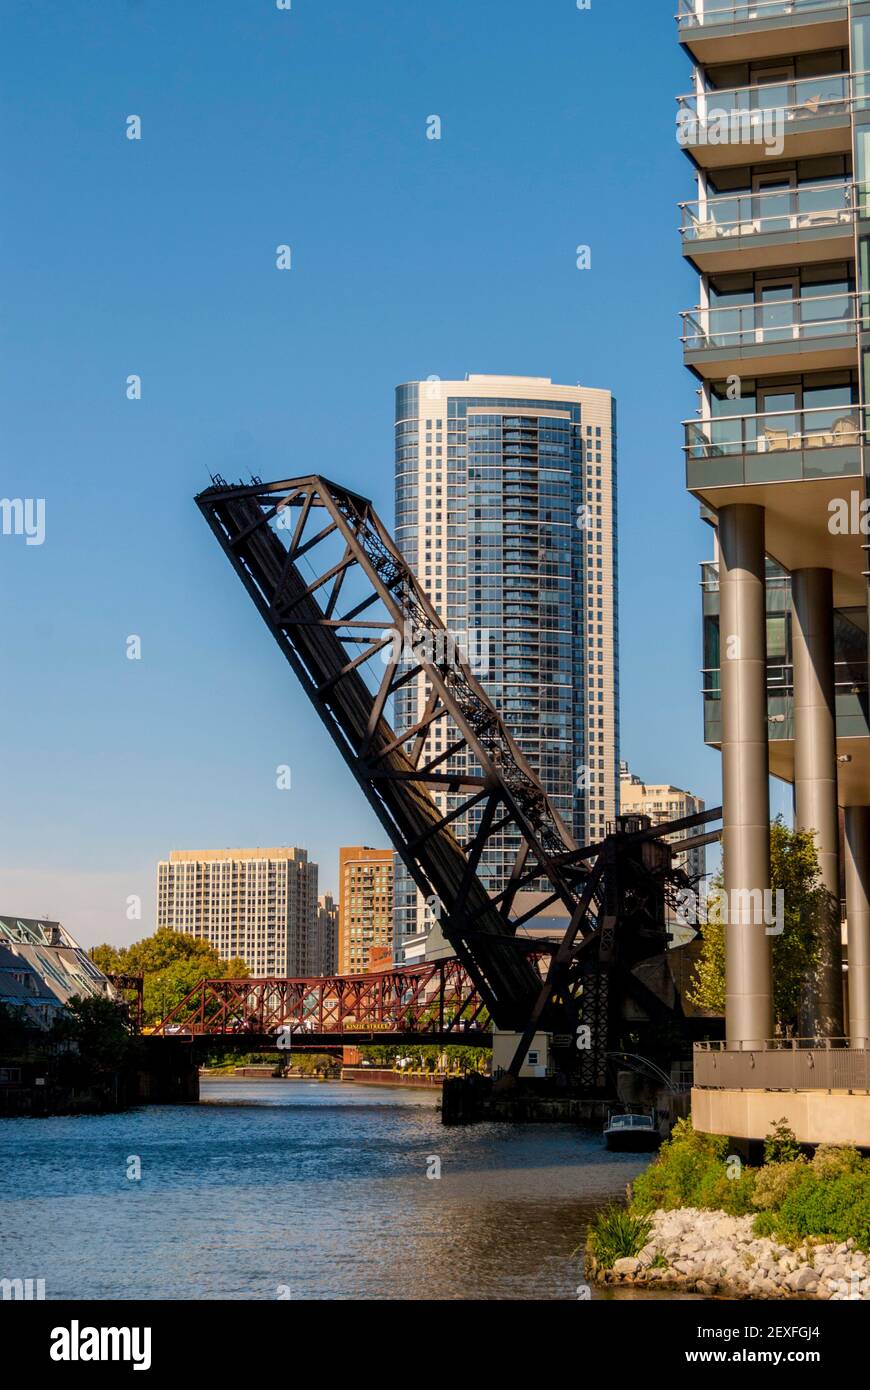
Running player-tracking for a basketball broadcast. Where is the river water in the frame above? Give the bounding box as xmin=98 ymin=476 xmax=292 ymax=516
xmin=1 ymin=1079 xmax=667 ymax=1300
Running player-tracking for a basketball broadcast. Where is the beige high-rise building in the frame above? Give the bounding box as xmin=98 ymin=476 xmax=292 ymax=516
xmin=619 ymin=762 xmax=707 ymax=889
xmin=156 ymin=847 xmax=319 ymax=978
xmin=339 ymin=847 xmax=394 ymax=974
xmin=314 ymin=892 xmax=339 ymax=976
xmin=393 ymin=374 xmax=620 ymax=959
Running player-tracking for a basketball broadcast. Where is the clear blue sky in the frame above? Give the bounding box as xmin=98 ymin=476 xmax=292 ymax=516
xmin=0 ymin=1 xmax=789 ymax=947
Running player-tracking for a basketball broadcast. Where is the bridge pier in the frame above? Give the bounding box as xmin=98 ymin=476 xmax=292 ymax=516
xmin=133 ymin=1038 xmax=200 ymax=1104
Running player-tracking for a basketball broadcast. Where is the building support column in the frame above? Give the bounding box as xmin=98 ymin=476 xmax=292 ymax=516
xmin=792 ymin=567 xmax=844 ymax=1038
xmin=719 ymin=504 xmax=772 ymax=1049
xmin=845 ymin=806 xmax=870 ymax=1048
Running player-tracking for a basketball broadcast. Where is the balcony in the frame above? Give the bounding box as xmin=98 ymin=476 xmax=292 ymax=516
xmin=689 ymin=408 xmax=868 ymax=601
xmin=681 ymin=290 xmax=859 ymax=377
xmin=677 ymin=0 xmax=849 ymax=65
xmin=681 ymin=179 xmax=859 ymax=274
xmin=676 ymin=71 xmax=858 ymax=169
xmin=686 ymin=403 xmax=863 ymax=484
xmin=703 ymin=657 xmax=869 ymax=742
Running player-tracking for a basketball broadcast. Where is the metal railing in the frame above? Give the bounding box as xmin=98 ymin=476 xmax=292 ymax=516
xmin=700 ymin=559 xmax=786 ymax=588
xmin=682 ymin=290 xmax=859 ymax=351
xmin=701 ymin=660 xmax=869 ymax=698
xmin=694 ymin=1038 xmax=870 ymax=1091
xmin=681 ymin=178 xmax=860 ymax=243
xmin=677 ymin=0 xmax=847 ymax=30
xmin=677 ymin=69 xmax=864 ymax=131
xmin=684 ymin=403 xmax=863 ymax=457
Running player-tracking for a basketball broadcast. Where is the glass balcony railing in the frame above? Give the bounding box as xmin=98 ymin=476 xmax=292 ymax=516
xmin=680 ymin=178 xmax=861 ymax=244
xmin=676 ymin=70 xmax=865 ymax=139
xmin=685 ymin=404 xmax=863 ymax=458
xmin=681 ymin=291 xmax=859 ymax=352
xmin=677 ymin=0 xmax=847 ymax=31
xmin=702 ymin=661 xmax=867 ymax=699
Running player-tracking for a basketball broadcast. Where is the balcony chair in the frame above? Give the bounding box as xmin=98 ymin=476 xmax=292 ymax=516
xmin=763 ymin=426 xmax=790 ymax=452
xmin=832 ymin=415 xmax=860 ymax=446
xmin=688 ymin=213 xmax=718 ymax=241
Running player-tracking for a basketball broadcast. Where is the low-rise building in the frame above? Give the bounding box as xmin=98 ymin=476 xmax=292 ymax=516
xmin=0 ymin=916 xmax=118 ymax=1028
xmin=619 ymin=764 xmax=707 ymax=887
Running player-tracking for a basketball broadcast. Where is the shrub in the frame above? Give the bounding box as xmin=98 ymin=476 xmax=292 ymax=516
xmin=587 ymin=1206 xmax=652 ymax=1270
xmin=612 ymin=1120 xmax=870 ymax=1255
xmin=811 ymin=1145 xmax=865 ymax=1180
xmin=774 ymin=1171 xmax=870 ymax=1251
xmin=670 ymin=1115 xmax=730 ymax=1162
xmin=631 ymin=1118 xmax=732 ymax=1214
xmin=752 ymin=1159 xmax=808 ymax=1211
xmin=694 ymin=1164 xmax=757 ymax=1216
xmin=764 ymin=1119 xmax=802 ymax=1165
xmin=752 ymin=1209 xmax=779 ymax=1239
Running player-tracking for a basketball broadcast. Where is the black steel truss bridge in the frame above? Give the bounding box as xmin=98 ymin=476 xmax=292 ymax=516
xmin=189 ymin=474 xmax=721 ymax=1085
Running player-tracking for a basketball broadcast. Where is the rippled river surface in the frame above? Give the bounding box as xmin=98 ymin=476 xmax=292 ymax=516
xmin=1 ymin=1079 xmax=663 ymax=1300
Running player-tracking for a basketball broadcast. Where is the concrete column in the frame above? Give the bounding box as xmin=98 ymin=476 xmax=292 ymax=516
xmin=845 ymin=806 xmax=870 ymax=1048
xmin=719 ymin=504 xmax=773 ymax=1048
xmin=792 ymin=568 xmax=844 ymax=1037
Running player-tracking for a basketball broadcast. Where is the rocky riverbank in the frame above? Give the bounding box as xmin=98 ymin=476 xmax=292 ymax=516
xmin=589 ymin=1208 xmax=870 ymax=1300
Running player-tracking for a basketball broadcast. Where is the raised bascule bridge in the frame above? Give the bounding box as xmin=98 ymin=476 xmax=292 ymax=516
xmin=153 ymin=475 xmax=721 ymax=1107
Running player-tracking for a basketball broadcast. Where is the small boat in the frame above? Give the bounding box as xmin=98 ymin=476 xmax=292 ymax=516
xmin=603 ymin=1108 xmax=661 ymax=1152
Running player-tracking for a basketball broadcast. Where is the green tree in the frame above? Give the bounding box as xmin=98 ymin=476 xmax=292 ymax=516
xmin=0 ymin=1002 xmax=34 ymax=1059
xmin=91 ymin=929 xmax=249 ymax=1027
xmin=50 ymin=994 xmax=135 ymax=1074
xmin=290 ymin=1052 xmax=340 ymax=1078
xmin=357 ymin=1043 xmax=490 ymax=1074
xmin=688 ymin=816 xmax=822 ymax=1033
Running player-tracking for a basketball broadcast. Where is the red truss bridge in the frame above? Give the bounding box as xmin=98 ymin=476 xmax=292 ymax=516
xmin=149 ymin=957 xmax=551 ymax=1047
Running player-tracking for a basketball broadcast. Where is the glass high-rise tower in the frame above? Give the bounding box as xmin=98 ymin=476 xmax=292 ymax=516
xmin=392 ymin=374 xmax=619 ymax=961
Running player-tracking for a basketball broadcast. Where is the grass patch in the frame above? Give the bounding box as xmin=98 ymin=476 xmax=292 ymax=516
xmin=586 ymin=1207 xmax=652 ymax=1270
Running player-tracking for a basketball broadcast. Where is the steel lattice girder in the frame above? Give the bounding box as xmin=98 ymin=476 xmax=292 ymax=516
xmin=196 ymin=474 xmax=583 ymax=1032
xmin=151 ymin=958 xmax=542 ymax=1038
xmin=195 ymin=473 xmax=724 ymax=1068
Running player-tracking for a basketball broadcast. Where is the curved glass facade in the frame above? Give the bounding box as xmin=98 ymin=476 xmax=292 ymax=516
xmin=392 ymin=377 xmax=619 ymax=959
